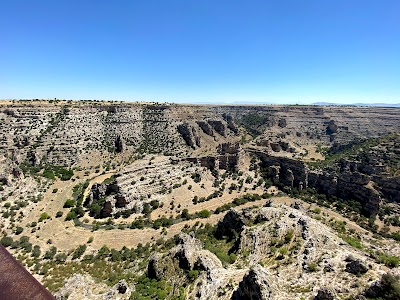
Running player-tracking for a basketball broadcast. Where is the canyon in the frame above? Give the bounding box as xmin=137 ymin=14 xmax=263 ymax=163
xmin=0 ymin=100 xmax=399 ymax=299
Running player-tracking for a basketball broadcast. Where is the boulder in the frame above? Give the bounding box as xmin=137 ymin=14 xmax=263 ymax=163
xmin=326 ymin=120 xmax=338 ymax=135
xmin=345 ymin=259 xmax=369 ymax=274
xmin=314 ymin=287 xmax=336 ymax=300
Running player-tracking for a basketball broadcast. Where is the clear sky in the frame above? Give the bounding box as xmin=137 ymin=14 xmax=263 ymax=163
xmin=1 ymin=0 xmax=399 ymax=104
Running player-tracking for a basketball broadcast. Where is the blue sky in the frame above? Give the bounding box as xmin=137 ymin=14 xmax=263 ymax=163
xmin=1 ymin=0 xmax=399 ymax=104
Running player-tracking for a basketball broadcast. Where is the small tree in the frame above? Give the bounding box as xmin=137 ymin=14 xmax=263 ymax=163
xmin=72 ymin=245 xmax=87 ymax=260
xmin=63 ymin=199 xmax=75 ymax=208
xmin=44 ymin=246 xmax=57 ymax=260
xmin=15 ymin=227 xmax=24 ymax=235
xmin=32 ymin=245 xmax=41 ymax=258
xmin=0 ymin=236 xmax=13 ymax=247
xmin=197 ymin=210 xmax=211 ymax=219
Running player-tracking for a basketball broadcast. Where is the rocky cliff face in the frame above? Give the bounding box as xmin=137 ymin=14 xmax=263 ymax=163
xmin=5 ymin=100 xmax=392 ymax=218
xmin=1 ymin=102 xmax=399 ymax=168
xmin=1 ymin=101 xmax=398 ymax=222
xmin=252 ymin=150 xmax=387 ymax=216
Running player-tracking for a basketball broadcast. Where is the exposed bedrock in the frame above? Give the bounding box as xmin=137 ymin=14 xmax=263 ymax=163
xmin=1 ymin=103 xmax=400 ymax=167
xmin=208 ymin=120 xmax=227 ymax=137
xmin=177 ymin=123 xmax=197 ymax=149
xmin=326 ymin=120 xmax=338 ymax=135
xmin=114 ymin=135 xmax=124 ymax=152
xmin=186 ymin=142 xmax=242 ymax=171
xmin=222 ymin=113 xmax=240 ymax=135
xmin=232 ymin=265 xmax=274 ymax=300
xmin=85 ymin=181 xmax=128 ymax=217
xmin=252 ymin=150 xmax=387 ymax=216
xmin=216 ymin=209 xmax=249 ymax=239
xmin=196 ymin=121 xmax=215 ymax=137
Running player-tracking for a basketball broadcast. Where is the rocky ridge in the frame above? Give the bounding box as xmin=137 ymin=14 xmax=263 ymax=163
xmin=146 ymin=203 xmax=399 ymax=299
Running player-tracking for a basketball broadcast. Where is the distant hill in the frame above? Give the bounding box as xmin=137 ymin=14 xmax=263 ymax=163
xmin=313 ymin=102 xmax=400 ymax=108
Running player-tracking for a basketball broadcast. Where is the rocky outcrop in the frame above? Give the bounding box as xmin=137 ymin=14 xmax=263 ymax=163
xmin=216 ymin=209 xmax=248 ymax=239
xmin=326 ymin=120 xmax=338 ymax=135
xmin=314 ymin=287 xmax=336 ymax=300
xmin=373 ymin=176 xmax=400 ymax=203
xmin=173 ymin=233 xmax=203 ymax=270
xmin=54 ymin=274 xmax=131 ymax=300
xmin=197 ymin=121 xmax=215 ymax=137
xmin=114 ymin=135 xmax=124 ymax=152
xmin=218 ymin=142 xmax=240 ymax=155
xmin=308 ymin=171 xmax=382 ymax=216
xmin=1 ymin=102 xmax=400 ymax=167
xmin=146 ymin=204 xmax=387 ymax=300
xmin=252 ymin=149 xmax=390 ymax=216
xmin=217 ymin=143 xmax=242 ymax=171
xmin=232 ymin=265 xmax=274 ymax=300
xmin=185 ymin=142 xmax=242 ymax=171
xmin=112 ymin=280 xmax=129 ymax=295
xmin=365 ymin=270 xmax=400 ymax=299
xmin=177 ymin=123 xmax=198 ymax=149
xmin=148 ymin=233 xmax=222 ymax=285
xmin=278 ymin=118 xmax=286 ymax=128
xmin=254 ymin=152 xmax=308 ymax=190
xmin=208 ymin=120 xmax=227 ymax=137
xmin=223 ymin=114 xmax=240 ymax=135
xmin=85 ymin=181 xmax=127 ymax=217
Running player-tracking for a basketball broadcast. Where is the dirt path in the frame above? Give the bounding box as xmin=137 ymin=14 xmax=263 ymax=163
xmin=24 ymin=172 xmax=116 ymax=249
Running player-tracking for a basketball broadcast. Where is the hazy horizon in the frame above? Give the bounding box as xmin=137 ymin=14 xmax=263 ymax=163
xmin=1 ymin=1 xmax=399 ymax=104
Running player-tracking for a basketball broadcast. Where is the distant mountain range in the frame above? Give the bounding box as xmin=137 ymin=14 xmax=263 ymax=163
xmin=313 ymin=102 xmax=400 ymax=108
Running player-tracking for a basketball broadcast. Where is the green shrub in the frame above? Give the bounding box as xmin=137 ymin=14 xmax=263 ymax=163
xmin=65 ymin=211 xmax=77 ymax=221
xmin=284 ymin=229 xmax=294 ymax=243
xmin=340 ymin=234 xmax=363 ymax=249
xmin=312 ymin=208 xmax=321 ymax=214
xmin=32 ymin=245 xmax=41 ymax=258
xmin=72 ymin=245 xmax=87 ymax=260
xmin=180 ymin=209 xmax=191 ymax=220
xmin=188 ymin=270 xmax=200 ymax=281
xmin=191 ymin=173 xmax=201 ymax=183
xmin=0 ymin=236 xmax=13 ymax=247
xmin=63 ymin=199 xmax=75 ymax=208
xmin=131 ymin=275 xmax=174 ymax=300
xmin=374 ymin=251 xmax=400 ymax=268
xmin=279 ymin=247 xmax=288 ymax=256
xmin=39 ymin=212 xmax=50 ymax=222
xmin=307 ymin=262 xmax=318 ymax=272
xmin=55 ymin=252 xmax=67 ymax=262
xmin=43 ymin=246 xmax=57 ymax=260
xmin=197 ymin=210 xmax=211 ymax=219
